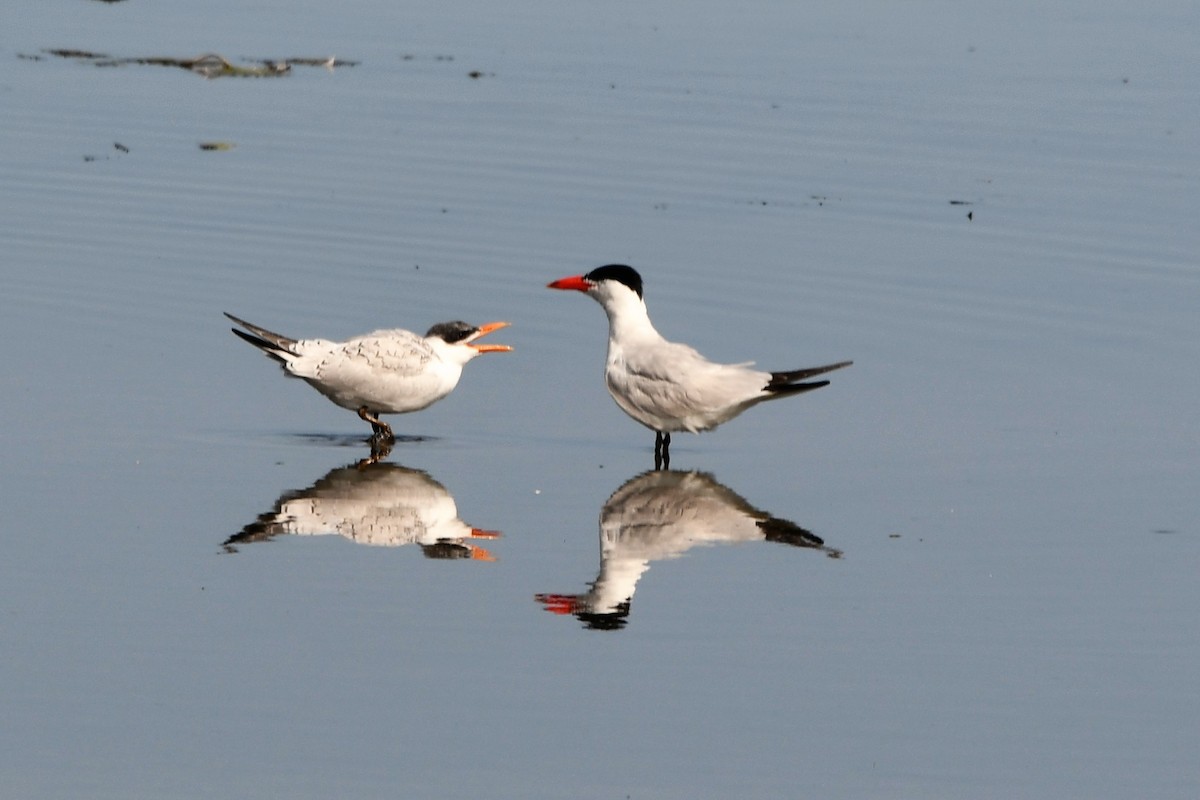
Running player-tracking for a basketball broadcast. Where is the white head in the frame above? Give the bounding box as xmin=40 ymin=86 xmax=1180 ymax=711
xmin=547 ymin=264 xmax=651 ymax=327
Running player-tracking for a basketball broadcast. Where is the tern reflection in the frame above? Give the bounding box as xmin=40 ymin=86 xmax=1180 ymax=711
xmin=225 ymin=459 xmax=500 ymax=561
xmin=536 ymin=470 xmax=840 ymax=630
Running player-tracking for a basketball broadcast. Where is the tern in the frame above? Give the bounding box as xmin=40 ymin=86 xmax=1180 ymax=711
xmin=547 ymin=264 xmax=850 ymax=466
xmin=225 ymin=312 xmax=512 ymax=442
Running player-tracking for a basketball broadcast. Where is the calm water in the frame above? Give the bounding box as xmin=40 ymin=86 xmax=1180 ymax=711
xmin=3 ymin=1 xmax=1198 ymax=798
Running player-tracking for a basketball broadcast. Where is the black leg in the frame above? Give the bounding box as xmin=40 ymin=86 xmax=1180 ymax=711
xmin=654 ymin=431 xmax=671 ymax=471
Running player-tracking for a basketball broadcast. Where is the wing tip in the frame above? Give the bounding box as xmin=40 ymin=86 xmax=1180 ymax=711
xmin=767 ymin=360 xmax=852 ymax=390
xmin=765 ymin=379 xmax=831 ymax=397
xmin=224 ymin=312 xmax=299 ymax=356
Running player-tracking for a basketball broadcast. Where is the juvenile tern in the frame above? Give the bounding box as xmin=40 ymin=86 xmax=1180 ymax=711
xmin=225 ymin=312 xmax=511 ymax=442
xmin=547 ymin=264 xmax=850 ymax=466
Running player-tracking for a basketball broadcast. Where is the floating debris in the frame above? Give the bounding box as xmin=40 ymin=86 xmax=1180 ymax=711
xmin=47 ymin=48 xmax=108 ymax=60
xmin=41 ymin=49 xmax=355 ymax=78
xmin=948 ymin=199 xmax=976 ymax=220
xmin=137 ymin=53 xmax=290 ymax=78
xmin=83 ymin=141 xmax=131 ymax=162
xmin=198 ymin=141 xmax=236 ymax=151
xmin=265 ymin=56 xmax=358 ymax=69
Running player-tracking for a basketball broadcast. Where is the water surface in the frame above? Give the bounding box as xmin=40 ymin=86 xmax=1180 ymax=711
xmin=2 ymin=1 xmax=1197 ymax=798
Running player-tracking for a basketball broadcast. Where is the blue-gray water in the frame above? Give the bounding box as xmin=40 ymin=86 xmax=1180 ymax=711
xmin=2 ymin=2 xmax=1197 ymax=798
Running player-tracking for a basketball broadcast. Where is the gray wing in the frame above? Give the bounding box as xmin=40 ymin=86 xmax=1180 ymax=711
xmin=312 ymin=329 xmax=435 ymax=379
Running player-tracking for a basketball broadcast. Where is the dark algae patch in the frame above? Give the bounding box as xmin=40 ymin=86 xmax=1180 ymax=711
xmin=40 ymin=49 xmax=358 ymax=78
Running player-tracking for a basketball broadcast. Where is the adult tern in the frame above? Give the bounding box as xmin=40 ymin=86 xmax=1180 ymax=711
xmin=547 ymin=264 xmax=849 ymax=466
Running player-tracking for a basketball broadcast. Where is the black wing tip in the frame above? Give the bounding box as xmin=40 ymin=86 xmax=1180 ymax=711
xmin=229 ymin=326 xmax=290 ymax=363
xmin=224 ymin=312 xmax=298 ymax=355
xmin=223 ymin=311 xmax=256 ymax=329
xmin=765 ymin=379 xmax=831 ymax=397
xmin=228 ymin=325 xmax=270 ymax=347
xmin=767 ymin=360 xmax=853 ymax=389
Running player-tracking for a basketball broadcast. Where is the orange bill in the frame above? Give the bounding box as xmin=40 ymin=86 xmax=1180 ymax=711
xmin=469 ymin=321 xmax=513 ymax=353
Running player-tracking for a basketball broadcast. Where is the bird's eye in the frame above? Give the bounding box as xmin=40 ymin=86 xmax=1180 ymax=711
xmin=426 ymin=321 xmax=476 ymax=342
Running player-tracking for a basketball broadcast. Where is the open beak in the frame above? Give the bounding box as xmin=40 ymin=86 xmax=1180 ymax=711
xmin=470 ymin=527 xmax=502 ymax=540
xmin=534 ymin=593 xmax=581 ymax=615
xmin=467 ymin=321 xmax=513 ymax=353
xmin=469 ymin=545 xmax=497 ymax=562
xmin=547 ymin=275 xmax=592 ymax=292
